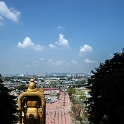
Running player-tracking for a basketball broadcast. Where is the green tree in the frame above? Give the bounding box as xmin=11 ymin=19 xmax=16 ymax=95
xmin=86 ymin=50 xmax=124 ymax=124
xmin=15 ymin=84 xmax=27 ymax=91
xmin=81 ymin=80 xmax=86 ymax=84
xmin=80 ymin=93 xmax=87 ymax=102
xmin=67 ymin=87 xmax=75 ymax=99
xmin=71 ymin=91 xmax=88 ymax=124
xmin=71 ymin=103 xmax=84 ymax=124
xmin=0 ymin=74 xmax=17 ymax=124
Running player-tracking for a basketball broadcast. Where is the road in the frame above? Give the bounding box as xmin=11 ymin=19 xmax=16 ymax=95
xmin=46 ymin=92 xmax=72 ymax=124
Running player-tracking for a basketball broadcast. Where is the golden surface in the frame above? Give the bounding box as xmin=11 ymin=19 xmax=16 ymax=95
xmin=18 ymin=78 xmax=46 ymax=124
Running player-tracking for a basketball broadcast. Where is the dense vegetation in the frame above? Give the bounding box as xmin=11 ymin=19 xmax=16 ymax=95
xmin=67 ymin=87 xmax=88 ymax=123
xmin=86 ymin=50 xmax=124 ymax=124
xmin=15 ymin=84 xmax=27 ymax=91
xmin=0 ymin=74 xmax=17 ymax=124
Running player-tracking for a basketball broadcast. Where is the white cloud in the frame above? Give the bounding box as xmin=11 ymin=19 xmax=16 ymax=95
xmin=17 ymin=37 xmax=45 ymax=51
xmin=84 ymin=58 xmax=96 ymax=64
xmin=71 ymin=60 xmax=78 ymax=65
xmin=32 ymin=44 xmax=45 ymax=51
xmin=0 ymin=1 xmax=20 ymax=23
xmin=40 ymin=58 xmax=44 ymax=61
xmin=57 ymin=26 xmax=64 ymax=29
xmin=48 ymin=59 xmax=54 ymax=64
xmin=49 ymin=43 xmax=56 ymax=49
xmin=17 ymin=37 xmax=34 ymax=48
xmin=48 ymin=59 xmax=63 ymax=66
xmin=48 ymin=59 xmax=53 ymax=62
xmin=79 ymin=44 xmax=93 ymax=55
xmin=55 ymin=34 xmax=69 ymax=47
xmin=49 ymin=34 xmax=70 ymax=49
xmin=55 ymin=61 xmax=63 ymax=66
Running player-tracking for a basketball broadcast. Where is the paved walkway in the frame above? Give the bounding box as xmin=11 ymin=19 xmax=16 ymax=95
xmin=46 ymin=92 xmax=72 ymax=124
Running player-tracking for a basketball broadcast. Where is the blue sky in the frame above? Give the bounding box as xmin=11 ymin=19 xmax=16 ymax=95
xmin=0 ymin=0 xmax=124 ymax=75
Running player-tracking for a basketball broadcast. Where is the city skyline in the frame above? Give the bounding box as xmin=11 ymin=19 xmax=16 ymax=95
xmin=0 ymin=0 xmax=124 ymax=75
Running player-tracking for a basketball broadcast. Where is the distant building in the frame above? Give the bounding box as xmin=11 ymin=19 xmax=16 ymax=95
xmin=51 ymin=73 xmax=68 ymax=77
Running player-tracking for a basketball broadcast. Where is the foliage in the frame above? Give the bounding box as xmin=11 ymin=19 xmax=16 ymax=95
xmin=57 ymin=93 xmax=60 ymax=99
xmin=0 ymin=74 xmax=17 ymax=124
xmin=71 ymin=103 xmax=84 ymax=124
xmin=75 ymin=90 xmax=86 ymax=95
xmin=81 ymin=80 xmax=86 ymax=84
xmin=80 ymin=93 xmax=87 ymax=102
xmin=67 ymin=87 xmax=76 ymax=99
xmin=15 ymin=84 xmax=27 ymax=91
xmin=71 ymin=90 xmax=89 ymax=124
xmin=39 ymin=79 xmax=44 ymax=82
xmin=50 ymin=81 xmax=57 ymax=87
xmin=75 ymin=81 xmax=80 ymax=84
xmin=86 ymin=51 xmax=124 ymax=124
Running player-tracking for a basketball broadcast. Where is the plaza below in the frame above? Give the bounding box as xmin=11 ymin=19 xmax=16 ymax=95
xmin=46 ymin=92 xmax=72 ymax=124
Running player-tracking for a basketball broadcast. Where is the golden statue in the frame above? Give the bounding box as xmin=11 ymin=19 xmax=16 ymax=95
xmin=18 ymin=78 xmax=46 ymax=124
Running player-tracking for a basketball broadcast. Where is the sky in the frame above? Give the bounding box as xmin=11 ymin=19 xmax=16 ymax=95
xmin=0 ymin=0 xmax=124 ymax=75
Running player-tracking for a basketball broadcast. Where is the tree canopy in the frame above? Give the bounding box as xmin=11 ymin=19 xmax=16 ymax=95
xmin=15 ymin=84 xmax=27 ymax=91
xmin=67 ymin=87 xmax=76 ymax=99
xmin=86 ymin=51 xmax=124 ymax=124
xmin=0 ymin=74 xmax=17 ymax=124
xmin=70 ymin=89 xmax=89 ymax=124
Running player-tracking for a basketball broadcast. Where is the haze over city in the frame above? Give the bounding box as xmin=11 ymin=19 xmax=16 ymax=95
xmin=0 ymin=0 xmax=124 ymax=75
